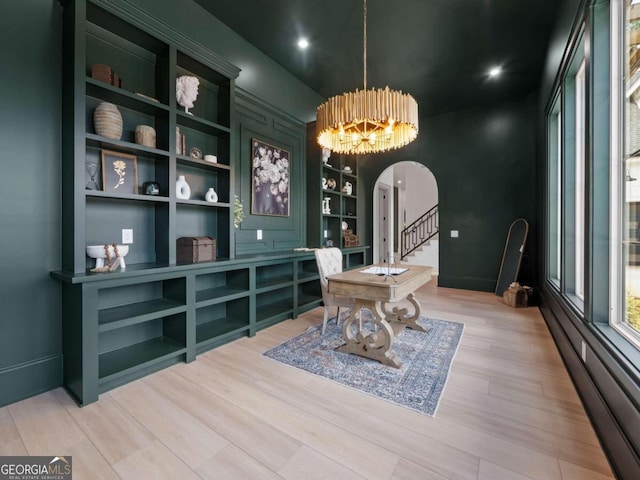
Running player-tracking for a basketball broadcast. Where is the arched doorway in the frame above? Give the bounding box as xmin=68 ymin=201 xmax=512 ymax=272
xmin=373 ymin=161 xmax=439 ymax=272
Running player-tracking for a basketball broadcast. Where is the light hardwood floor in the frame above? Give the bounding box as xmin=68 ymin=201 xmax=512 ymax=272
xmin=0 ymin=281 xmax=615 ymax=479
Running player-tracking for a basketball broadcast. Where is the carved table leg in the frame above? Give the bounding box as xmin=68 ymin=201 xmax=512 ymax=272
xmin=336 ymin=298 xmax=402 ymax=368
xmin=382 ymin=292 xmax=428 ymax=332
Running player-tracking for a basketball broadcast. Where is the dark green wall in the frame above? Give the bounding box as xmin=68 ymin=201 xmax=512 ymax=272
xmin=360 ymin=96 xmax=538 ymax=292
xmin=0 ymin=0 xmax=319 ymax=407
xmin=0 ymin=0 xmax=64 ymax=405
xmin=0 ymin=0 xmax=563 ymax=412
xmin=233 ymin=89 xmax=307 ymax=254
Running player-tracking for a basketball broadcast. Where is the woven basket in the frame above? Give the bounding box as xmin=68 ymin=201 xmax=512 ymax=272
xmin=93 ymin=102 xmax=123 ymax=140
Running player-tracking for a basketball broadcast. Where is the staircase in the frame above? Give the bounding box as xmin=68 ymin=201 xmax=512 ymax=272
xmin=401 ymin=205 xmax=439 ymax=261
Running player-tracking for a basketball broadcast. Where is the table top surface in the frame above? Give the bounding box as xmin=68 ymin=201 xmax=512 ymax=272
xmin=328 ymin=264 xmax=431 ymax=285
xmin=327 ymin=264 xmax=432 ymax=301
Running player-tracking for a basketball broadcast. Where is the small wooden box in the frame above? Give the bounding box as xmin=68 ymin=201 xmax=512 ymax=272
xmin=343 ymin=229 xmax=360 ymax=248
xmin=177 ymin=236 xmax=216 ymax=264
xmin=90 ymin=64 xmax=123 ymax=88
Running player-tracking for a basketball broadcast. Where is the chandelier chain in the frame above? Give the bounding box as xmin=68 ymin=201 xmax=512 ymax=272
xmin=363 ymin=0 xmax=367 ymax=91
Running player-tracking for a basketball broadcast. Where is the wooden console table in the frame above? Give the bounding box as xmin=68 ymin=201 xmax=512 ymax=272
xmin=327 ymin=264 xmax=433 ymax=368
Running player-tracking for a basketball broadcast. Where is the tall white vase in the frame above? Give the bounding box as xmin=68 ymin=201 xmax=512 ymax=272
xmin=176 ymin=175 xmax=191 ymax=200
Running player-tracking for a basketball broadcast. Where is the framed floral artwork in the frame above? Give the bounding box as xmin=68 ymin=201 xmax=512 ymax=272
xmin=101 ymin=150 xmax=138 ymax=194
xmin=251 ymin=139 xmax=290 ymax=216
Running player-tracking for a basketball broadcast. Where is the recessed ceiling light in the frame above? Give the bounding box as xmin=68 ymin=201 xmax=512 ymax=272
xmin=397 ymin=180 xmax=402 ymax=184
xmin=297 ymin=38 xmax=309 ymax=50
xmin=489 ymin=66 xmax=502 ymax=77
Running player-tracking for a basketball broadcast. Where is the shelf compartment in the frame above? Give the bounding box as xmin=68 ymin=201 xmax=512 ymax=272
xmin=322 ymin=216 xmax=342 ymax=247
xmin=322 ymin=164 xmax=342 ymax=174
xmin=320 ymin=188 xmax=340 ymax=197
xmin=341 ymin=155 xmax=358 ymax=175
xmin=176 ymin=112 xmax=231 ymax=136
xmin=196 ymin=297 xmax=250 ymax=345
xmin=177 ymin=155 xmax=231 ymax=171
xmin=298 ymin=280 xmax=322 ymax=308
xmin=342 ymin=195 xmax=357 ymax=217
xmin=98 ymin=313 xmax=186 ymax=380
xmin=85 ymin=144 xmax=170 ymax=198
xmin=298 ymin=259 xmax=319 ymax=282
xmin=85 ymin=196 xmax=170 ymax=268
xmin=176 ymin=50 xmax=231 ymax=128
xmin=176 ymin=203 xmax=230 ymax=261
xmin=86 ymin=4 xmax=170 ymax=105
xmin=256 ymin=286 xmax=294 ymax=324
xmin=86 ymin=133 xmax=171 ymax=161
xmin=97 ymin=277 xmax=186 ymax=331
xmin=86 ymin=95 xmax=171 ymax=152
xmin=175 ymin=121 xmax=230 ymax=169
xmin=98 ymin=299 xmax=185 ymax=332
xmin=345 ymin=250 xmax=366 ymax=270
xmin=99 ymin=337 xmax=185 ymax=382
xmin=256 ymin=262 xmax=294 ymax=290
xmin=175 ymin=162 xmax=230 ymax=204
xmin=86 ymin=78 xmax=170 ymax=115
xmin=196 ymin=268 xmax=250 ymax=305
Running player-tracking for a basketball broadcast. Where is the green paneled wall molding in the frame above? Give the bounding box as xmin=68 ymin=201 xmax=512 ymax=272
xmin=234 ymin=88 xmax=307 ymax=255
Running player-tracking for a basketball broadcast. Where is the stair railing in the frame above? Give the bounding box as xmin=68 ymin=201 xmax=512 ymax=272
xmin=401 ymin=204 xmax=439 ymax=260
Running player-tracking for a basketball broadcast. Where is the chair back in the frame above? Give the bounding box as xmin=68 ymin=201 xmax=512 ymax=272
xmin=314 ymin=248 xmax=343 ymax=295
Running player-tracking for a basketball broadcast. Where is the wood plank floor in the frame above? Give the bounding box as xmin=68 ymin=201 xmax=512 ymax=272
xmin=0 ymin=281 xmax=615 ymax=479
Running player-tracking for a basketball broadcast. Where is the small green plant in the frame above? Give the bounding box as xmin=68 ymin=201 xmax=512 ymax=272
xmin=626 ymin=290 xmax=640 ymax=331
xmin=233 ymin=195 xmax=245 ymax=228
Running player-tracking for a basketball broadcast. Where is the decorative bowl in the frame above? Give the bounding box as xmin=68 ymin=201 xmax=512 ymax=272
xmin=86 ymin=244 xmax=129 ymax=269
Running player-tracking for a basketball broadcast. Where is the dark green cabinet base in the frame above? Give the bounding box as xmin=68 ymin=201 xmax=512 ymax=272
xmin=52 ymin=247 xmax=367 ymax=406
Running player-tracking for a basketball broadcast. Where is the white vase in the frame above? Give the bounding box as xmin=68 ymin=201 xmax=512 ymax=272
xmin=176 ymin=175 xmax=191 ymax=199
xmin=205 ymin=187 xmax=218 ymax=203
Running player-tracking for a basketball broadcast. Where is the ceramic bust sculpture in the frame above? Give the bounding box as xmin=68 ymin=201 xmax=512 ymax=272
xmin=176 ymin=75 xmax=200 ymax=115
xmin=322 ymin=147 xmax=331 ymax=166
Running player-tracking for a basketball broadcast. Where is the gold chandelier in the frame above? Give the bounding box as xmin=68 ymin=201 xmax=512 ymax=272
xmin=316 ymin=0 xmax=419 ymax=155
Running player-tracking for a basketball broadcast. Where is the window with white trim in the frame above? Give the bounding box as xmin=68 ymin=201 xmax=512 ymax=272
xmin=612 ymin=0 xmax=640 ymax=345
xmin=548 ymin=96 xmax=561 ymax=286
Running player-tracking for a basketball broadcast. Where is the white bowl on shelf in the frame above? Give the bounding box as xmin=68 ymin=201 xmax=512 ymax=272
xmin=86 ymin=244 xmax=129 ymax=269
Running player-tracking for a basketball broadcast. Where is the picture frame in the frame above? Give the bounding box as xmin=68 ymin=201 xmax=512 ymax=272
xmin=251 ymin=138 xmax=290 ymax=217
xmin=101 ymin=150 xmax=138 ymax=194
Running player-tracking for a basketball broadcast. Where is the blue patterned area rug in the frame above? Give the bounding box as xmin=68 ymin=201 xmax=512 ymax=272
xmin=262 ymin=315 xmax=464 ymax=416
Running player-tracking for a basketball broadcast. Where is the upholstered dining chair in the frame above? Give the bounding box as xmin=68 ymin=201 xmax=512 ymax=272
xmin=314 ymin=247 xmax=355 ymax=334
